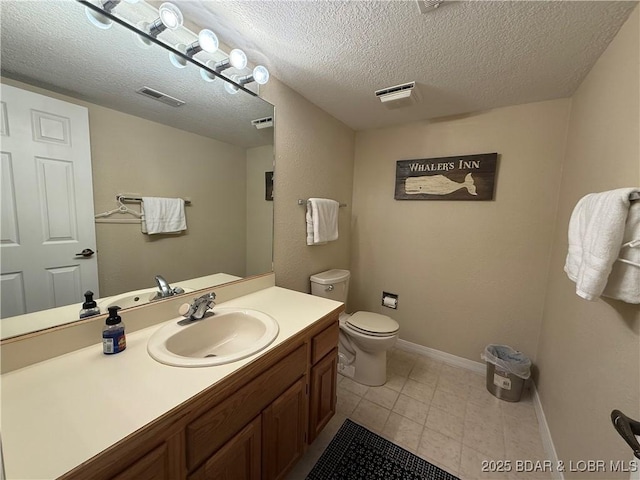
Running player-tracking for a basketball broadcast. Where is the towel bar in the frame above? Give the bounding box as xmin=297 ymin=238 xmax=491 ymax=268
xmin=117 ymin=194 xmax=192 ymax=205
xmin=298 ymin=199 xmax=347 ymax=207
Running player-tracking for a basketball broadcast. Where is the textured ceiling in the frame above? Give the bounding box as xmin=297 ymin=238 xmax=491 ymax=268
xmin=2 ymin=1 xmax=636 ymax=138
xmin=177 ymin=0 xmax=638 ymax=131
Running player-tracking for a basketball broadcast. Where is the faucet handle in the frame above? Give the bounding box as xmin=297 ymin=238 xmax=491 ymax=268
xmin=180 ymin=292 xmax=216 ymax=320
xmin=178 ymin=303 xmax=192 ymax=317
xmin=198 ymin=292 xmax=216 ymax=315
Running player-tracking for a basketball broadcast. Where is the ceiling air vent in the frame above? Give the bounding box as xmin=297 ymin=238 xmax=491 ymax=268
xmin=136 ymin=87 xmax=185 ymax=107
xmin=416 ymin=0 xmax=444 ymax=14
xmin=375 ymin=81 xmax=421 ymax=109
xmin=251 ymin=116 xmax=274 ymax=129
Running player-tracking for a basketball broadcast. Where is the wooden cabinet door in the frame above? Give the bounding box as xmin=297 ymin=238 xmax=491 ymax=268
xmin=189 ymin=416 xmax=262 ymax=480
xmin=262 ymin=377 xmax=307 ymax=480
xmin=112 ymin=443 xmax=170 ymax=480
xmin=308 ymin=349 xmax=337 ymax=444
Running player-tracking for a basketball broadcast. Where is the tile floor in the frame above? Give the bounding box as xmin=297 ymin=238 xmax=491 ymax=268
xmin=286 ymin=347 xmax=551 ymax=480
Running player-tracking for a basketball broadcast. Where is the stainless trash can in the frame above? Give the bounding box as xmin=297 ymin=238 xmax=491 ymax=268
xmin=485 ymin=362 xmax=526 ymax=402
xmin=482 ymin=344 xmax=531 ymax=402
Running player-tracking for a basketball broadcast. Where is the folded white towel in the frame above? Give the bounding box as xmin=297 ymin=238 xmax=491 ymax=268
xmin=306 ymin=198 xmax=339 ymax=245
xmin=603 ymin=201 xmax=640 ymax=303
xmin=564 ymin=188 xmax=640 ymax=302
xmin=141 ymin=197 xmax=187 ymax=235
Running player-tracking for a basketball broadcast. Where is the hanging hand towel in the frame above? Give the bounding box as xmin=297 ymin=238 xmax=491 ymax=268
xmin=141 ymin=197 xmax=187 ymax=235
xmin=306 ymin=198 xmax=339 ymax=245
xmin=602 ymin=200 xmax=640 ymax=303
xmin=564 ymin=187 xmax=640 ymax=302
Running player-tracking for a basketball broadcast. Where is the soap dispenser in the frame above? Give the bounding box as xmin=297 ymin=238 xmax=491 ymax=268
xmin=103 ymin=306 xmax=126 ymax=355
xmin=79 ymin=290 xmax=100 ymax=319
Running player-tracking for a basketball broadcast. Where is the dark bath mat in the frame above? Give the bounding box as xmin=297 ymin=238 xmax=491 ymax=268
xmin=306 ymin=418 xmax=459 ymax=480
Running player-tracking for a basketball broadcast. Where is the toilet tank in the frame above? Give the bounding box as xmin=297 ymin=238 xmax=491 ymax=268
xmin=310 ymin=269 xmax=350 ymax=303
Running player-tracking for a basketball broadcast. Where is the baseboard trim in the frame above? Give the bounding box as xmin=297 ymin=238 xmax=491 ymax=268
xmin=395 ymin=338 xmax=485 ymax=374
xmin=395 ymin=338 xmax=562 ymax=479
xmin=531 ymin=385 xmax=564 ymax=480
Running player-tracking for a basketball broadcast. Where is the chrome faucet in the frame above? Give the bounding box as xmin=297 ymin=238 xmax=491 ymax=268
xmin=179 ymin=292 xmax=216 ymax=323
xmin=154 ymin=275 xmax=185 ymax=299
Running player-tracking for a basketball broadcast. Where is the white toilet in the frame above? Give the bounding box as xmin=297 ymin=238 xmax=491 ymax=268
xmin=310 ymin=269 xmax=399 ymax=386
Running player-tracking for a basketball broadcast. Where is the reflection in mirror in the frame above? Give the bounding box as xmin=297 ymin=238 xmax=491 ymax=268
xmin=0 ymin=1 xmax=274 ymax=339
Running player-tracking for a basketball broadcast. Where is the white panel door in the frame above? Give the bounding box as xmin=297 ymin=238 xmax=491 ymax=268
xmin=0 ymin=84 xmax=98 ymax=317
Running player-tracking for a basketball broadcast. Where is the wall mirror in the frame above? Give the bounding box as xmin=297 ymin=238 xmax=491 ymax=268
xmin=0 ymin=0 xmax=275 ymax=339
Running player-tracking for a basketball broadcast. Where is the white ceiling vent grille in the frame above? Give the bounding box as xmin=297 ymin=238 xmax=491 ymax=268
xmin=136 ymin=87 xmax=185 ymax=107
xmin=251 ymin=116 xmax=274 ymax=129
xmin=375 ymin=81 xmax=421 ymax=109
xmin=417 ymin=1 xmax=444 ymax=14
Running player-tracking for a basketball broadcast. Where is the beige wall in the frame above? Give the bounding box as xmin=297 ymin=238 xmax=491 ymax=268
xmin=261 ymin=79 xmax=355 ymax=292
xmin=350 ymin=100 xmax=571 ymax=361
xmin=246 ymin=145 xmax=274 ymax=276
xmin=90 ymin=107 xmax=248 ymax=295
xmin=536 ymin=8 xmax=640 ymax=478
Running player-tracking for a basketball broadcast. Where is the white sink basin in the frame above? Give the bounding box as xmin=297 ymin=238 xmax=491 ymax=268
xmin=98 ymin=287 xmax=194 ymax=310
xmin=147 ymin=307 xmax=279 ymax=367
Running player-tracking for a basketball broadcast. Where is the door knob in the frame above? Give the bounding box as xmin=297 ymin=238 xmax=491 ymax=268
xmin=75 ymin=248 xmax=95 ymax=258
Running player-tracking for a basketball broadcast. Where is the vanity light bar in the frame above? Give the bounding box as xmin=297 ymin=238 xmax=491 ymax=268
xmin=79 ymin=0 xmax=269 ymax=94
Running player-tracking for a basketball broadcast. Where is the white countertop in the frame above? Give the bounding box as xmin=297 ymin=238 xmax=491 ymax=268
xmin=1 ymin=286 xmax=342 ymax=480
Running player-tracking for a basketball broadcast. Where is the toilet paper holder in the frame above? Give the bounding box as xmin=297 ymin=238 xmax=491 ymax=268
xmin=382 ymin=292 xmax=398 ymax=309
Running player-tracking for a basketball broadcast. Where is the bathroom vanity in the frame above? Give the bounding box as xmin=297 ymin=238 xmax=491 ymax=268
xmin=1 ymin=282 xmax=342 ymax=479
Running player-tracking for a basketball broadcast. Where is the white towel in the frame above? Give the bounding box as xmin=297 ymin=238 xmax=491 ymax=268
xmin=141 ymin=197 xmax=187 ymax=235
xmin=564 ymin=187 xmax=640 ymax=302
xmin=306 ymin=198 xmax=339 ymax=245
xmin=603 ymin=201 xmax=640 ymax=303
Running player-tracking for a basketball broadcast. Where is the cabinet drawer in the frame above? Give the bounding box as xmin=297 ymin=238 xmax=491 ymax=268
xmin=186 ymin=344 xmax=306 ymax=471
xmin=311 ymin=321 xmax=339 ymax=365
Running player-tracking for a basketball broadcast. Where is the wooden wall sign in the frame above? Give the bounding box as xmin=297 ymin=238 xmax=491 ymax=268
xmin=394 ymin=153 xmax=498 ymax=201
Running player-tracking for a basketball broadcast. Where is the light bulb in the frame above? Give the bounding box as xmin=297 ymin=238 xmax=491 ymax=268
xmin=228 ymin=49 xmax=247 ymax=70
xmin=252 ymin=66 xmax=269 ymax=85
xmin=200 ymin=61 xmax=217 ymax=82
xmin=158 ymin=2 xmax=183 ymax=30
xmin=171 ymin=29 xmax=218 ymax=68
xmin=85 ymin=6 xmax=113 ymax=29
xmin=213 ymin=49 xmax=248 ymax=73
xmin=169 ymin=44 xmax=188 ymax=69
xmin=197 ymin=29 xmax=219 ymax=54
xmin=224 ymin=77 xmax=240 ymax=95
xmin=237 ymin=66 xmax=270 ymax=87
xmin=85 ymin=0 xmax=114 ymax=30
xmin=147 ymin=2 xmax=183 ymax=38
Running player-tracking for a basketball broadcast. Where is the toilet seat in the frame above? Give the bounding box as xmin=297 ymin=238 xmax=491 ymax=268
xmin=345 ymin=311 xmax=399 ymax=337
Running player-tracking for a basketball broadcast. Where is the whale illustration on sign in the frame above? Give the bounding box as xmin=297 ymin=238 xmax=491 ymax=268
xmin=405 ymin=173 xmax=477 ymax=196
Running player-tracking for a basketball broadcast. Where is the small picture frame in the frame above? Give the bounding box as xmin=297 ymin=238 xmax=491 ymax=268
xmin=265 ymin=171 xmax=274 ymax=201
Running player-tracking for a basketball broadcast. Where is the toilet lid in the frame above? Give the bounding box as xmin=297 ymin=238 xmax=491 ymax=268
xmin=346 ymin=311 xmax=399 ymax=336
